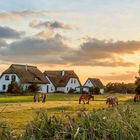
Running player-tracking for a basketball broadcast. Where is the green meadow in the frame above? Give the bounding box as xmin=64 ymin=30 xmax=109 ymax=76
xmin=0 ymin=93 xmax=140 ymax=139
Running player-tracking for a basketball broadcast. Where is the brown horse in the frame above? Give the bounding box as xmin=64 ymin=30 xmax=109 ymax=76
xmin=34 ymin=93 xmax=46 ymax=103
xmin=79 ymin=94 xmax=94 ymax=104
xmin=134 ymin=94 xmax=140 ymax=102
xmin=106 ymin=96 xmax=118 ymax=107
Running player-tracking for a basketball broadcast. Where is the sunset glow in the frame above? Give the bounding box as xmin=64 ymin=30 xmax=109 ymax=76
xmin=0 ymin=0 xmax=140 ymax=84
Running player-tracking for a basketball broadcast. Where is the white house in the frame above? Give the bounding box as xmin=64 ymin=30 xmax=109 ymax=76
xmin=0 ymin=64 xmax=49 ymax=93
xmin=44 ymin=70 xmax=81 ymax=93
xmin=83 ymin=78 xmax=104 ymax=94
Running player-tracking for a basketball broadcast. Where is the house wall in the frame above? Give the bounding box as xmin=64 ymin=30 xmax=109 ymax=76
xmin=84 ymin=80 xmax=104 ymax=94
xmin=38 ymin=84 xmax=49 ymax=93
xmin=84 ymin=80 xmax=93 ymax=88
xmin=45 ymin=76 xmax=55 ymax=93
xmin=0 ymin=74 xmax=20 ymax=92
xmin=65 ymin=78 xmax=81 ymax=93
xmin=56 ymin=87 xmax=65 ymax=92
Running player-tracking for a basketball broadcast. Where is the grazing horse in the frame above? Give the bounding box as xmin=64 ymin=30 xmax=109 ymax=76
xmin=34 ymin=93 xmax=46 ymax=103
xmin=134 ymin=94 xmax=140 ymax=102
xmin=106 ymin=96 xmax=118 ymax=107
xmin=79 ymin=94 xmax=94 ymax=104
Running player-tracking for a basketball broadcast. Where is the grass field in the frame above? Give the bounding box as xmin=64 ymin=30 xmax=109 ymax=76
xmin=0 ymin=93 xmax=139 ymax=136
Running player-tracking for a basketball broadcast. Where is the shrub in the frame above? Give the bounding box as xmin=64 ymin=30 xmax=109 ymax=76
xmin=7 ymin=81 xmax=21 ymax=94
xmin=93 ymin=86 xmax=100 ymax=94
xmin=28 ymin=83 xmax=40 ymax=93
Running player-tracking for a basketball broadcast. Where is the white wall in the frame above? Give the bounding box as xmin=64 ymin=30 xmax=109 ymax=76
xmin=84 ymin=79 xmax=104 ymax=94
xmin=0 ymin=74 xmax=20 ymax=92
xmin=38 ymin=84 xmax=49 ymax=93
xmin=45 ymin=76 xmax=55 ymax=93
xmin=65 ymin=78 xmax=81 ymax=93
xmin=57 ymin=87 xmax=65 ymax=92
xmin=84 ymin=80 xmax=93 ymax=87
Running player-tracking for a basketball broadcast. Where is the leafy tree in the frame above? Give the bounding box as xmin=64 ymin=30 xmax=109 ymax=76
xmin=105 ymin=82 xmax=135 ymax=94
xmin=93 ymin=86 xmax=100 ymax=94
xmin=135 ymin=66 xmax=140 ymax=95
xmin=28 ymin=83 xmax=40 ymax=93
xmin=7 ymin=81 xmax=21 ymax=93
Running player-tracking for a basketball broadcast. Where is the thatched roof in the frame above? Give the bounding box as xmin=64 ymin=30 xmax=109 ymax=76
xmin=44 ymin=70 xmax=81 ymax=87
xmin=2 ymin=64 xmax=49 ymax=84
xmin=88 ymin=78 xmax=104 ymax=89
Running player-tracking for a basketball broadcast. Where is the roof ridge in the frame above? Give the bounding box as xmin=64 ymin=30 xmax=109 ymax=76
xmin=11 ymin=64 xmax=37 ymax=68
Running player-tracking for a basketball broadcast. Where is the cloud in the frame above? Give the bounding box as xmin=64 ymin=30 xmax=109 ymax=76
xmin=0 ymin=10 xmax=49 ymax=20
xmin=0 ymin=39 xmax=7 ymax=47
xmin=30 ymin=19 xmax=73 ymax=29
xmin=99 ymin=71 xmax=137 ymax=81
xmin=0 ymin=26 xmax=25 ymax=39
xmin=35 ymin=29 xmax=54 ymax=39
xmin=63 ymin=38 xmax=140 ymax=67
xmin=0 ymin=34 xmax=72 ymax=64
xmin=0 ymin=37 xmax=139 ymax=67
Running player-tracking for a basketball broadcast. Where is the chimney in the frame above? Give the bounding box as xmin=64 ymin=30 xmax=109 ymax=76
xmin=25 ymin=64 xmax=28 ymax=71
xmin=62 ymin=70 xmax=65 ymax=76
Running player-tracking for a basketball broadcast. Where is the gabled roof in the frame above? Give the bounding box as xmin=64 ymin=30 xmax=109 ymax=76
xmin=44 ymin=70 xmax=81 ymax=87
xmin=2 ymin=64 xmax=49 ymax=84
xmin=87 ymin=78 xmax=104 ymax=89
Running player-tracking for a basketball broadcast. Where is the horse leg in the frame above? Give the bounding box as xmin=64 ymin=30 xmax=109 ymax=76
xmin=79 ymin=99 xmax=81 ymax=104
xmin=83 ymin=99 xmax=85 ymax=104
xmin=42 ymin=95 xmax=46 ymax=103
xmin=34 ymin=95 xmax=36 ymax=102
xmin=38 ymin=96 xmax=40 ymax=102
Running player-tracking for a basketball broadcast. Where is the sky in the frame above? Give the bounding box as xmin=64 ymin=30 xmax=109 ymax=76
xmin=0 ymin=0 xmax=140 ymax=84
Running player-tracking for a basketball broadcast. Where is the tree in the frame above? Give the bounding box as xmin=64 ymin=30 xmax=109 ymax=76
xmin=135 ymin=66 xmax=140 ymax=95
xmin=28 ymin=83 xmax=40 ymax=93
xmin=7 ymin=81 xmax=21 ymax=93
xmin=93 ymin=86 xmax=100 ymax=94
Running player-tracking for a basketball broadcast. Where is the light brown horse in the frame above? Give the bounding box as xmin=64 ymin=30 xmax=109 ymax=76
xmin=79 ymin=94 xmax=94 ymax=104
xmin=34 ymin=93 xmax=46 ymax=103
xmin=134 ymin=94 xmax=140 ymax=102
xmin=106 ymin=96 xmax=118 ymax=107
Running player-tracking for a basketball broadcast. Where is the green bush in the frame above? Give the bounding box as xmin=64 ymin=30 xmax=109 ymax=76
xmin=93 ymin=86 xmax=100 ymax=94
xmin=7 ymin=81 xmax=22 ymax=94
xmin=28 ymin=83 xmax=40 ymax=93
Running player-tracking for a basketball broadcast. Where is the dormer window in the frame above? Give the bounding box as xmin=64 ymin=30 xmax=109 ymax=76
xmin=11 ymin=75 xmax=16 ymax=81
xmin=5 ymin=75 xmax=9 ymax=80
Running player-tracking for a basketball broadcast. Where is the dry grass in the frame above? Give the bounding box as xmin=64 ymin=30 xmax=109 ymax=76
xmin=0 ymin=93 xmax=139 ymax=135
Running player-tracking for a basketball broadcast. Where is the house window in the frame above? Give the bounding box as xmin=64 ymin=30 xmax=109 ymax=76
xmin=25 ymin=85 xmax=28 ymax=89
xmin=5 ymin=75 xmax=9 ymax=80
xmin=51 ymin=87 xmax=53 ymax=91
xmin=74 ymin=80 xmax=76 ymax=84
xmin=71 ymin=79 xmax=73 ymax=83
xmin=67 ymin=87 xmax=69 ymax=91
xmin=11 ymin=75 xmax=16 ymax=81
xmin=2 ymin=85 xmax=6 ymax=90
xmin=88 ymin=81 xmax=90 ymax=84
